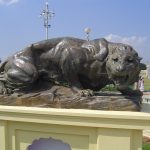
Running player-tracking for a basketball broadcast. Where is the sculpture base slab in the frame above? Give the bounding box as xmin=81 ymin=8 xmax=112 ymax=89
xmin=0 ymin=85 xmax=141 ymax=111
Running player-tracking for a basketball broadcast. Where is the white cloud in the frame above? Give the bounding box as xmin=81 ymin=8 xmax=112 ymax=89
xmin=0 ymin=0 xmax=19 ymax=5
xmin=105 ymin=34 xmax=149 ymax=63
xmin=105 ymin=34 xmax=147 ymax=48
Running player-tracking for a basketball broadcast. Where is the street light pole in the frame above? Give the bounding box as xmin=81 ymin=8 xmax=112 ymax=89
xmin=40 ymin=2 xmax=55 ymax=40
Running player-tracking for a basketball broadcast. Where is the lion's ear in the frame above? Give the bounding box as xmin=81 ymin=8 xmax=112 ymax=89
xmin=94 ymin=43 xmax=108 ymax=61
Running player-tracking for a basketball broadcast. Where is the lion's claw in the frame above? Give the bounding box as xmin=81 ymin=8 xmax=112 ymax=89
xmin=78 ymin=89 xmax=94 ymax=97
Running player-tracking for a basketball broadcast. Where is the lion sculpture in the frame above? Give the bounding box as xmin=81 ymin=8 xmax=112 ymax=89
xmin=0 ymin=37 xmax=145 ymax=96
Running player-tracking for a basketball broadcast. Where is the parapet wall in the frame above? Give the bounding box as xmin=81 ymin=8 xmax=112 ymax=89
xmin=0 ymin=106 xmax=150 ymax=150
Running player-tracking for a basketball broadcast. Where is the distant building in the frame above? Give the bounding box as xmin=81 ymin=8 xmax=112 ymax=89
xmin=140 ymin=65 xmax=150 ymax=79
xmin=147 ymin=64 xmax=150 ymax=79
xmin=140 ymin=70 xmax=148 ymax=78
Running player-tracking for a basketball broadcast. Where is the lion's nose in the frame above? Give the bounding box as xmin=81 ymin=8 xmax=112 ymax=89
xmin=116 ymin=65 xmax=124 ymax=72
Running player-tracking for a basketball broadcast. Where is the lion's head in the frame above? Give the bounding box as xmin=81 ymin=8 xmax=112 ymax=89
xmin=105 ymin=43 xmax=142 ymax=86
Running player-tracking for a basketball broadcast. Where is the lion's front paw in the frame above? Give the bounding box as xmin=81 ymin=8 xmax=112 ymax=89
xmin=118 ymin=87 xmax=143 ymax=97
xmin=0 ymin=87 xmax=13 ymax=95
xmin=129 ymin=90 xmax=143 ymax=96
xmin=71 ymin=86 xmax=94 ymax=97
xmin=0 ymin=82 xmax=13 ymax=95
xmin=78 ymin=89 xmax=94 ymax=97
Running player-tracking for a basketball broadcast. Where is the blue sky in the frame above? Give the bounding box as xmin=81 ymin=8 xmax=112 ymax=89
xmin=0 ymin=0 xmax=150 ymax=63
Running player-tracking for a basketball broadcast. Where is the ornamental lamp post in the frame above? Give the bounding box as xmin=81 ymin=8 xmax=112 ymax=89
xmin=84 ymin=27 xmax=91 ymax=41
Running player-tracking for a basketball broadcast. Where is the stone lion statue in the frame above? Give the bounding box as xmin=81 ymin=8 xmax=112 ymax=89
xmin=0 ymin=37 xmax=145 ymax=96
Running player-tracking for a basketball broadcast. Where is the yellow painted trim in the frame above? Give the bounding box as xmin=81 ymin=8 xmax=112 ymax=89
xmin=8 ymin=122 xmax=97 ymax=150
xmin=0 ymin=106 xmax=150 ymax=130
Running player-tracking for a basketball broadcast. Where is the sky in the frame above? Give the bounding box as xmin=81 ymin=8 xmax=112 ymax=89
xmin=0 ymin=0 xmax=150 ymax=63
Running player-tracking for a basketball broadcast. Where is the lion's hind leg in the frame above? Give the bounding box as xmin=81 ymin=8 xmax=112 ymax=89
xmin=0 ymin=58 xmax=38 ymax=94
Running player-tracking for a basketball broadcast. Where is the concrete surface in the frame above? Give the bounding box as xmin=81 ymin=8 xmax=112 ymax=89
xmin=142 ymin=93 xmax=150 ymax=138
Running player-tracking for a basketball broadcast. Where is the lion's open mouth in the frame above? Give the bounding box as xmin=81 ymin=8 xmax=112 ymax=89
xmin=112 ymin=74 xmax=129 ymax=85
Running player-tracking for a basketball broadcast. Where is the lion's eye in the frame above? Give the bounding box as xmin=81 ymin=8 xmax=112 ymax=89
xmin=113 ymin=58 xmax=118 ymax=62
xmin=127 ymin=59 xmax=134 ymax=63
